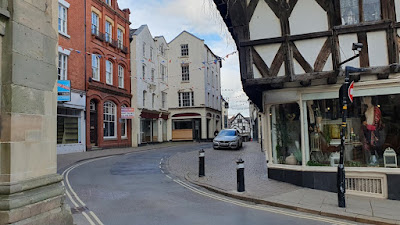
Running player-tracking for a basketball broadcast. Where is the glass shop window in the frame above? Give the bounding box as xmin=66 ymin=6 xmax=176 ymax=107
xmin=306 ymin=94 xmax=400 ymax=168
xmin=270 ymin=103 xmax=302 ymax=165
xmin=57 ymin=108 xmax=80 ymax=144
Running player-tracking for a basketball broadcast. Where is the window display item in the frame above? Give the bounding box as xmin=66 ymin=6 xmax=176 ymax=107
xmin=330 ymin=152 xmax=340 ymax=167
xmin=383 ymin=148 xmax=397 ymax=168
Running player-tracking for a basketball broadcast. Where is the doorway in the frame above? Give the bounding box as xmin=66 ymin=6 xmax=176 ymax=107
xmin=89 ymin=101 xmax=98 ymax=146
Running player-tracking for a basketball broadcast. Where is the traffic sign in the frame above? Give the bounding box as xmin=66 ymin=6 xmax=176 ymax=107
xmin=348 ymin=81 xmax=354 ymax=103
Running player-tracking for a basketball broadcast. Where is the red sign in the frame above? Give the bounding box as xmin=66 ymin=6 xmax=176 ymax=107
xmin=348 ymin=81 xmax=354 ymax=103
xmin=121 ymin=108 xmax=135 ymax=119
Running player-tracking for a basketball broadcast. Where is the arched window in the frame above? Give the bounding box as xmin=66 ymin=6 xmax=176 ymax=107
xmin=121 ymin=105 xmax=127 ymax=138
xmin=103 ymin=101 xmax=116 ymax=138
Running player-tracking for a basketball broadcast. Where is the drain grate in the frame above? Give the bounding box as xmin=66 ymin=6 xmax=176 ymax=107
xmin=71 ymin=206 xmax=89 ymax=214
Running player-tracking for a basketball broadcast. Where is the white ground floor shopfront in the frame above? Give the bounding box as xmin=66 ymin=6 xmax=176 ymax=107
xmin=57 ymin=91 xmax=86 ymax=154
xmin=131 ymin=109 xmax=169 ymax=147
xmin=168 ymin=107 xmax=221 ymax=141
xmin=261 ymin=76 xmax=400 ymax=200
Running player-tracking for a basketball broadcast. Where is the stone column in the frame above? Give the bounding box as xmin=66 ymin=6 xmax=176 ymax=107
xmin=0 ymin=1 xmax=73 ymax=224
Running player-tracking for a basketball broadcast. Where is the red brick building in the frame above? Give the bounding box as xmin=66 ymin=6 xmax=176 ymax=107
xmin=57 ymin=0 xmax=131 ymax=152
xmin=57 ymin=0 xmax=87 ymax=154
xmin=85 ymin=0 xmax=132 ymax=149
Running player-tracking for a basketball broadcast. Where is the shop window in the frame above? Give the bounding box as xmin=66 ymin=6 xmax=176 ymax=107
xmin=103 ymin=101 xmax=116 ymax=138
xmin=57 ymin=108 xmax=80 ymax=144
xmin=306 ymin=95 xmax=400 ymax=168
xmin=270 ymin=103 xmax=302 ymax=165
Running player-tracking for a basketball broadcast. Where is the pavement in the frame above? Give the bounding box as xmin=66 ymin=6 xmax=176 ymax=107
xmin=57 ymin=141 xmax=400 ymax=225
xmin=166 ymin=141 xmax=400 ymax=225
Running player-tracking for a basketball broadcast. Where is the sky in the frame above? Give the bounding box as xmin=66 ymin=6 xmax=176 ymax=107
xmin=118 ymin=0 xmax=250 ymax=117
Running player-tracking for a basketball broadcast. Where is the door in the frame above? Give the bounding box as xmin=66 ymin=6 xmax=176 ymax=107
xmin=90 ymin=111 xmax=98 ymax=146
xmin=193 ymin=119 xmax=201 ymax=141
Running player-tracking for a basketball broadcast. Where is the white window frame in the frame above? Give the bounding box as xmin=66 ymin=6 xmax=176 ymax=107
xmin=105 ymin=21 xmax=112 ymax=43
xmin=92 ymin=54 xmax=100 ymax=81
xmin=178 ymin=92 xmax=194 ymax=107
xmin=91 ymin=12 xmax=99 ymax=35
xmin=118 ymin=65 xmax=124 ymax=88
xmin=58 ymin=2 xmax=69 ymax=37
xmin=181 ymin=64 xmax=189 ymax=81
xmin=106 ymin=60 xmax=113 ymax=85
xmin=121 ymin=105 xmax=127 ymax=139
xmin=152 ymin=93 xmax=155 ymax=109
xmin=103 ymin=101 xmax=117 ymax=138
xmin=181 ymin=44 xmax=189 ymax=57
xmin=105 ymin=0 xmax=112 ymax=6
xmin=58 ymin=53 xmax=68 ymax=80
xmin=161 ymin=64 xmax=166 ymax=81
xmin=142 ymin=64 xmax=146 ymax=80
xmin=162 ymin=92 xmax=167 ymax=109
xmin=117 ymin=28 xmax=123 ymax=49
xmin=143 ymin=90 xmax=147 ymax=107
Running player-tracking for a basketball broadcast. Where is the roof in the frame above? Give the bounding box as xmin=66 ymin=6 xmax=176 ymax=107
xmin=168 ymin=30 xmax=204 ymax=44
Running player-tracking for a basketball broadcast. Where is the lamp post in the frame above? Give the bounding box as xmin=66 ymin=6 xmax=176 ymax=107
xmin=337 ymin=43 xmax=366 ymax=208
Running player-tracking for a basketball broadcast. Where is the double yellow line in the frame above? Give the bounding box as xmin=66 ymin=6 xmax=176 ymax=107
xmin=62 ymin=157 xmax=113 ymax=225
xmin=172 ymin=178 xmax=355 ymax=225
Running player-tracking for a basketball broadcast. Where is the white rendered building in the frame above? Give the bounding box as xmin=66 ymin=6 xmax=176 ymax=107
xmin=167 ymin=31 xmax=222 ymax=141
xmin=130 ymin=25 xmax=169 ymax=146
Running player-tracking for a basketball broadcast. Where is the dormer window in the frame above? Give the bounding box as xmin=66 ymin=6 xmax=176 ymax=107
xmin=340 ymin=0 xmax=381 ymax=25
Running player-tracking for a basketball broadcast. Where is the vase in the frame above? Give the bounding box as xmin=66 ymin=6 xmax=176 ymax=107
xmin=285 ymin=153 xmax=297 ymax=165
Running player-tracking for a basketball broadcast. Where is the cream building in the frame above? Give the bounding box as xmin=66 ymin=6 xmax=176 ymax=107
xmin=167 ymin=31 xmax=222 ymax=141
xmin=130 ymin=25 xmax=169 ymax=147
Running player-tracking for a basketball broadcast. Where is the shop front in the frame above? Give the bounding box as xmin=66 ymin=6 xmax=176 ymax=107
xmin=57 ymin=90 xmax=86 ymax=154
xmin=139 ymin=110 xmax=169 ymax=144
xmin=265 ymin=79 xmax=400 ymax=200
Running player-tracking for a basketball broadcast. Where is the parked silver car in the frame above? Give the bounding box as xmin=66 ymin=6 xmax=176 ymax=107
xmin=213 ymin=129 xmax=243 ymax=150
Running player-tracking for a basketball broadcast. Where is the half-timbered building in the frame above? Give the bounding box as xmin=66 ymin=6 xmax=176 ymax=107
xmin=213 ymin=0 xmax=400 ymax=200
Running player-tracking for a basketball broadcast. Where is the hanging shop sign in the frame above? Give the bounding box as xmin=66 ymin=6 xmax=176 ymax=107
xmin=57 ymin=80 xmax=71 ymax=102
xmin=121 ymin=108 xmax=135 ymax=119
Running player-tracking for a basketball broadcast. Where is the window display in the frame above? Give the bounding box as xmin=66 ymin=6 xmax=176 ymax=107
xmin=306 ymin=94 xmax=400 ymax=168
xmin=270 ymin=103 xmax=302 ymax=165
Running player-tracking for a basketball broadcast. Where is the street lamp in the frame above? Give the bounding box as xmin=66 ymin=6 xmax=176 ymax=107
xmin=337 ymin=43 xmax=366 ymax=208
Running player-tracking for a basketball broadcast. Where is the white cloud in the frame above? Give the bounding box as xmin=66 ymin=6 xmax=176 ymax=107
xmin=119 ymin=0 xmax=250 ymax=116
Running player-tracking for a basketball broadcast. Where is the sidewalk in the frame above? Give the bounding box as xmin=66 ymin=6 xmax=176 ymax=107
xmin=167 ymin=141 xmax=400 ymax=225
xmin=57 ymin=141 xmax=199 ymax=173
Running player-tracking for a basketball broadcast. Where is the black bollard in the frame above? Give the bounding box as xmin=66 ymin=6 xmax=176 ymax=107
xmin=236 ymin=159 xmax=245 ymax=192
xmin=199 ymin=149 xmax=205 ymax=177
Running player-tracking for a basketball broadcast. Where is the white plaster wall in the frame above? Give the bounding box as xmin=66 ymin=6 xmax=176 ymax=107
xmin=367 ymin=31 xmax=388 ymax=67
xmin=277 ymin=64 xmax=285 ymax=77
xmin=289 ymin=1 xmax=328 ymax=35
xmin=249 ymin=0 xmax=281 ymax=40
xmin=254 ymin=44 xmax=280 ymax=67
xmin=338 ymin=34 xmax=360 ymax=68
xmin=293 ymin=59 xmax=306 ymax=75
xmin=253 ymin=65 xmax=263 ymax=78
xmin=295 ymin=38 xmax=328 ymax=73
xmin=396 ymin=0 xmax=400 ymax=22
xmin=324 ymin=54 xmax=333 ymax=71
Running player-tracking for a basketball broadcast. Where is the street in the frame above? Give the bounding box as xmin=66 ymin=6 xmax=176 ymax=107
xmin=62 ymin=143 xmax=357 ymax=225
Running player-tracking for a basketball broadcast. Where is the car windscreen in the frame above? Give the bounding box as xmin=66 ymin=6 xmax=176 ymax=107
xmin=217 ymin=130 xmax=236 ymax=136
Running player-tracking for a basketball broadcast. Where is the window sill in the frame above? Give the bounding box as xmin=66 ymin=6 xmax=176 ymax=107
xmin=104 ymin=137 xmax=117 ymax=141
xmin=180 ymin=56 xmax=189 ymax=58
xmin=181 ymin=81 xmax=190 ymax=83
xmin=59 ymin=31 xmax=71 ymax=39
xmin=121 ymin=137 xmax=128 ymax=140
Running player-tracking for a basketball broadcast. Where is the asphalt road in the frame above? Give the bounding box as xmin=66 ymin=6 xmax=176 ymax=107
xmin=64 ymin=143 xmax=356 ymax=225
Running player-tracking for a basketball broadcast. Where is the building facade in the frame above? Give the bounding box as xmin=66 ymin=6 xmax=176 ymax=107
xmin=222 ymin=97 xmax=229 ymax=129
xmin=85 ymin=0 xmax=132 ymax=149
xmin=230 ymin=113 xmax=251 ymax=141
xmin=130 ymin=25 xmax=169 ymax=147
xmin=57 ymin=0 xmax=86 ymax=154
xmin=167 ymin=31 xmax=222 ymax=141
xmin=214 ymin=0 xmax=400 ymax=200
